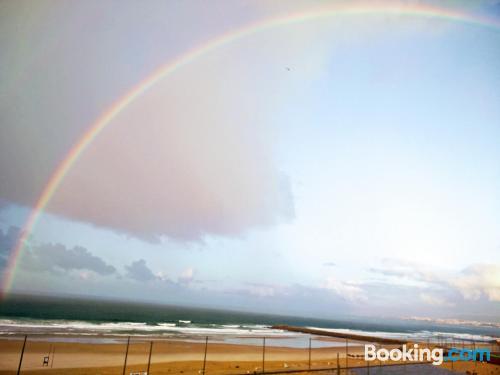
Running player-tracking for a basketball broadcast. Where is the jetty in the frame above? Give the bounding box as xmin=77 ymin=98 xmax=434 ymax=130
xmin=272 ymin=325 xmax=407 ymax=345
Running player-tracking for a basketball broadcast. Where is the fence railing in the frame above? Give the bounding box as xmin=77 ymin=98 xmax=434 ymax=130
xmin=2 ymin=333 xmax=498 ymax=375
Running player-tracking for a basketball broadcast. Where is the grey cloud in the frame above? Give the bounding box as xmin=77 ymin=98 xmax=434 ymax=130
xmin=125 ymin=259 xmax=156 ymax=282
xmin=1 ymin=226 xmax=115 ymax=277
xmin=0 ymin=226 xmax=20 ymax=269
xmin=0 ymin=199 xmax=10 ymax=213
xmin=22 ymin=243 xmax=116 ymax=276
xmin=0 ymin=226 xmax=19 ymax=255
xmin=124 ymin=262 xmax=197 ymax=286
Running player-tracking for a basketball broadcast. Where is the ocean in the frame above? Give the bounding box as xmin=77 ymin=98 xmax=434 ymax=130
xmin=0 ymin=294 xmax=497 ymax=348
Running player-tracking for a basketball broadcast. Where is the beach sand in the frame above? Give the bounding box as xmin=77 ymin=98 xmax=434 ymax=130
xmin=0 ymin=337 xmax=498 ymax=375
xmin=0 ymin=337 xmax=368 ymax=374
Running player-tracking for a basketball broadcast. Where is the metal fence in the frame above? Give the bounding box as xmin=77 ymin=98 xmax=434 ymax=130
xmin=1 ymin=334 xmax=498 ymax=375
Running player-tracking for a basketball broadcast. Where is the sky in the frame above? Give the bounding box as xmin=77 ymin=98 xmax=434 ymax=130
xmin=0 ymin=0 xmax=499 ymax=321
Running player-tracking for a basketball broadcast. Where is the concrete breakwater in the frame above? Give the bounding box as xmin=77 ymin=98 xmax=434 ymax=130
xmin=272 ymin=325 xmax=407 ymax=345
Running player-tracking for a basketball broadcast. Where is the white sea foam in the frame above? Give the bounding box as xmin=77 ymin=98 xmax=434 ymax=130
xmin=0 ymin=318 xmax=289 ymax=337
xmin=0 ymin=319 xmax=495 ymax=347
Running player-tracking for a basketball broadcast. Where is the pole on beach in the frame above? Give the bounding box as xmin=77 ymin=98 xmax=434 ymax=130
xmin=202 ymin=336 xmax=208 ymax=375
xmin=262 ymin=337 xmax=266 ymax=374
xmin=16 ymin=335 xmax=27 ymax=375
xmin=122 ymin=336 xmax=130 ymax=375
xmin=146 ymin=341 xmax=153 ymax=374
xmin=308 ymin=337 xmax=312 ymax=370
xmin=336 ymin=352 xmax=340 ymax=374
xmin=473 ymin=340 xmax=477 ymax=370
xmin=345 ymin=338 xmax=348 ymax=370
xmin=50 ymin=346 xmax=55 ymax=368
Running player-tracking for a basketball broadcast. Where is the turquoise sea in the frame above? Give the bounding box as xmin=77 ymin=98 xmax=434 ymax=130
xmin=0 ymin=294 xmax=497 ymax=348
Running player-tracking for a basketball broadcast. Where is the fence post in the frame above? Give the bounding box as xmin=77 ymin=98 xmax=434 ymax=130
xmin=146 ymin=341 xmax=153 ymax=374
xmin=473 ymin=340 xmax=477 ymax=370
xmin=308 ymin=337 xmax=312 ymax=370
xmin=202 ymin=336 xmax=208 ymax=375
xmin=50 ymin=346 xmax=55 ymax=368
xmin=337 ymin=352 xmax=340 ymax=374
xmin=345 ymin=338 xmax=348 ymax=370
xmin=262 ymin=337 xmax=266 ymax=374
xmin=16 ymin=335 xmax=27 ymax=375
xmin=122 ymin=336 xmax=130 ymax=375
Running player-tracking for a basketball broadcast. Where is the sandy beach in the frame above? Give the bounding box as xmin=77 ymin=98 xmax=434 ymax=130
xmin=0 ymin=336 xmax=377 ymax=374
xmin=1 ymin=335 xmax=498 ymax=375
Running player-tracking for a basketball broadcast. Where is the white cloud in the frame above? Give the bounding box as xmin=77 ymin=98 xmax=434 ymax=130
xmin=419 ymin=292 xmax=455 ymax=307
xmin=371 ymin=261 xmax=500 ymax=303
xmin=178 ymin=267 xmax=195 ymax=285
xmin=1 ymin=3 xmax=311 ymax=243
xmin=450 ymin=264 xmax=500 ymax=302
xmin=324 ymin=276 xmax=366 ymax=302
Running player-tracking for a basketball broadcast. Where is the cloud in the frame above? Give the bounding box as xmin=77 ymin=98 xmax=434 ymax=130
xmin=323 ymin=262 xmax=336 ymax=267
xmin=0 ymin=226 xmax=19 ymax=254
xmin=1 ymin=227 xmax=116 ymax=277
xmin=178 ymin=267 xmax=194 ymax=285
xmin=449 ymin=264 xmax=500 ymax=302
xmin=323 ymin=276 xmax=367 ymax=302
xmin=0 ymin=226 xmax=20 ymax=269
xmin=21 ymin=243 xmax=116 ymax=276
xmin=0 ymin=199 xmax=10 ymax=213
xmin=125 ymin=259 xmax=157 ymax=282
xmin=0 ymin=4 xmax=311 ymax=242
xmin=370 ymin=261 xmax=500 ymax=302
xmin=1 ymin=226 xmax=116 ymax=280
xmin=419 ymin=292 xmax=455 ymax=307
xmin=241 ymin=282 xmax=283 ymax=298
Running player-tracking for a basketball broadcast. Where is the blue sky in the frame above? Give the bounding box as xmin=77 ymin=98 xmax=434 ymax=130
xmin=1 ymin=0 xmax=499 ymax=321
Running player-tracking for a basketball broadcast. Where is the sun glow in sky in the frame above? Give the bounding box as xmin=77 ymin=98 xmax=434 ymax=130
xmin=1 ymin=0 xmax=499 ymax=320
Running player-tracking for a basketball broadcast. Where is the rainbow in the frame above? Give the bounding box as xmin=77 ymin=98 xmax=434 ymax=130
xmin=2 ymin=2 xmax=499 ymax=297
